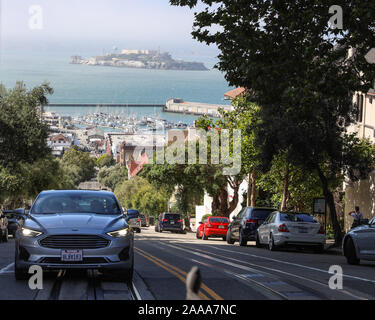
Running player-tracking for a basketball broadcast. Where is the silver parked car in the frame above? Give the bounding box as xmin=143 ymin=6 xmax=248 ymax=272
xmin=256 ymin=211 xmax=325 ymax=253
xmin=343 ymin=216 xmax=375 ymax=265
xmin=12 ymin=190 xmax=134 ymax=281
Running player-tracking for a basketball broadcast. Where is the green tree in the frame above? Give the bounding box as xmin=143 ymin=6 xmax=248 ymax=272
xmin=141 ymin=162 xmax=205 ymax=228
xmin=98 ymin=164 xmax=128 ymax=191
xmin=97 ymin=154 xmax=116 ymax=168
xmin=171 ymin=0 xmax=375 ymax=244
xmin=114 ymin=177 xmax=169 ymax=216
xmin=61 ymin=146 xmax=96 ymax=184
xmin=0 ymin=82 xmax=52 ymax=168
xmin=258 ymin=152 xmax=325 ymax=212
xmin=215 ymin=96 xmax=261 ymax=207
xmin=0 ymin=82 xmax=58 ymax=207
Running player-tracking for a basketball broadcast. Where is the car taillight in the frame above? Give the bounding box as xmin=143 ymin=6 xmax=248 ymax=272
xmin=178 ymin=220 xmax=183 ymax=223
xmin=318 ymin=226 xmax=325 ymax=234
xmin=137 ymin=219 xmax=141 ymax=222
xmin=246 ymin=219 xmax=257 ymax=224
xmin=278 ymin=224 xmax=290 ymax=232
xmin=206 ymin=224 xmax=213 ymax=228
xmin=162 ymin=219 xmax=168 ymax=222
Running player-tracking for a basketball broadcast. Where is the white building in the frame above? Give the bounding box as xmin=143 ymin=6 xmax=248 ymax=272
xmin=48 ymin=133 xmax=73 ymax=157
xmin=343 ymin=49 xmax=375 ymax=231
xmin=344 ymin=88 xmax=375 ymax=231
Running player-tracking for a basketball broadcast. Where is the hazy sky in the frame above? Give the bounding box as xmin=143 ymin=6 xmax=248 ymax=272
xmin=0 ymin=0 xmax=218 ymax=57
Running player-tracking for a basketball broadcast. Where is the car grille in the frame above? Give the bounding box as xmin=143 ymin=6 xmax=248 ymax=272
xmin=40 ymin=257 xmax=108 ymax=264
xmin=39 ymin=235 xmax=110 ymax=249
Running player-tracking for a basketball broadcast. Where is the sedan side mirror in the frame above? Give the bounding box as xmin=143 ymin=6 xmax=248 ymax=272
xmin=3 ymin=208 xmax=27 ymax=218
xmin=126 ymin=214 xmax=139 ymax=221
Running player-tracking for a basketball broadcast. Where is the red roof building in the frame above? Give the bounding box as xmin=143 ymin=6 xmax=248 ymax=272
xmin=224 ymin=87 xmax=246 ymax=100
xmin=50 ymin=134 xmax=69 ymax=143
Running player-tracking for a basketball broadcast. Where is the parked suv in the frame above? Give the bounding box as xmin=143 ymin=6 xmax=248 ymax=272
xmin=156 ymin=213 xmax=185 ymax=234
xmin=126 ymin=209 xmax=141 ymax=233
xmin=227 ymin=207 xmax=276 ymax=246
xmin=139 ymin=214 xmax=148 ymax=227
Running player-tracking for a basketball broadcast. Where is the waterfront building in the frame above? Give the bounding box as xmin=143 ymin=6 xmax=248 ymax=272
xmin=165 ymin=98 xmax=232 ymax=117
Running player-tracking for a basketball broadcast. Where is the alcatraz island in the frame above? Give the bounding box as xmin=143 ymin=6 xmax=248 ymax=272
xmin=70 ymin=49 xmax=209 ymax=71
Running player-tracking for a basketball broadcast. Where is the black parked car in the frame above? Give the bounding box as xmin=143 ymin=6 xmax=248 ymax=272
xmin=226 ymin=207 xmax=276 ymax=246
xmin=0 ymin=212 xmax=9 ymax=242
xmin=155 ymin=213 xmax=185 ymax=234
xmin=3 ymin=211 xmax=20 ymax=238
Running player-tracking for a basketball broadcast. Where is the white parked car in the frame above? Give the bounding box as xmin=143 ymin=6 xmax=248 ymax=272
xmin=256 ymin=211 xmax=325 ymax=253
xmin=343 ymin=216 xmax=375 ymax=265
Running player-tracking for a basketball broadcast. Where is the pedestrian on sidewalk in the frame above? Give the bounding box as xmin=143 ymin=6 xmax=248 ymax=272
xmin=349 ymin=206 xmax=363 ymax=229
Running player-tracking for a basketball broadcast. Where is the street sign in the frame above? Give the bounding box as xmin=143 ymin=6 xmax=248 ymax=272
xmin=313 ymin=197 xmax=327 ymax=236
xmin=313 ymin=198 xmax=326 ymax=214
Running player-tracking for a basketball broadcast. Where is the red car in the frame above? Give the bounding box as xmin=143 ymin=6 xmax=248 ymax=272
xmin=196 ymin=216 xmax=230 ymax=241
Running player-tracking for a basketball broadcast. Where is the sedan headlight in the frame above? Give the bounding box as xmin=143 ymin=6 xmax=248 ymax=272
xmin=107 ymin=228 xmax=130 ymax=238
xmin=22 ymin=228 xmax=43 ymax=237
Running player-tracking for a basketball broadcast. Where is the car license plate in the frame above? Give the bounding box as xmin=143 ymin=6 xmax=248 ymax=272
xmin=218 ymin=225 xmax=225 ymax=229
xmin=61 ymin=250 xmax=83 ymax=262
xmin=170 ymin=221 xmax=175 ymax=224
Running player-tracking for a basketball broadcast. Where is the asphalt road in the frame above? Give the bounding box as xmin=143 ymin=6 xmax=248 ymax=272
xmin=0 ymin=228 xmax=374 ymax=300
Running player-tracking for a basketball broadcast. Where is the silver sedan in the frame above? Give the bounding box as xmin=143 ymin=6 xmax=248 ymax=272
xmin=13 ymin=190 xmax=134 ymax=282
xmin=256 ymin=211 xmax=325 ymax=253
xmin=343 ymin=216 xmax=375 ymax=265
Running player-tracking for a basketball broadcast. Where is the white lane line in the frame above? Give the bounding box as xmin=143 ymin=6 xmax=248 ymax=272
xmin=161 ymin=242 xmax=368 ymax=300
xmin=0 ymin=263 xmax=14 ymax=275
xmin=189 ymin=258 xmax=286 ymax=300
xmin=209 ymin=246 xmax=375 ymax=284
xmin=161 ymin=243 xmax=319 ymax=299
xmin=198 ymin=247 xmax=366 ymax=300
xmin=131 ymin=282 xmax=142 ymax=300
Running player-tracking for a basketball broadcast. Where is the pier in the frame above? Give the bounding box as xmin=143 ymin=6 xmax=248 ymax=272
xmin=47 ymin=103 xmax=165 ymax=108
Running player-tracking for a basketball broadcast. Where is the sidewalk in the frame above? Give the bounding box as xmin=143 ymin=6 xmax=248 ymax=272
xmin=324 ymin=239 xmax=342 ymax=255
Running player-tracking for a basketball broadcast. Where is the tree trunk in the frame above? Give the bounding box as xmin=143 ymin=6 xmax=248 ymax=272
xmin=184 ymin=215 xmax=191 ymax=232
xmin=316 ymin=166 xmax=343 ymax=245
xmin=218 ymin=188 xmax=229 ymax=217
xmin=247 ymin=173 xmax=251 ymax=206
xmin=281 ymin=162 xmax=290 ymax=211
xmin=250 ymin=170 xmax=257 ymax=207
xmin=211 ymin=194 xmax=219 ymax=215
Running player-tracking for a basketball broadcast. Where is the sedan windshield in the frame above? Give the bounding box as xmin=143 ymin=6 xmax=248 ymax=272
xmin=31 ymin=192 xmax=121 ymax=215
